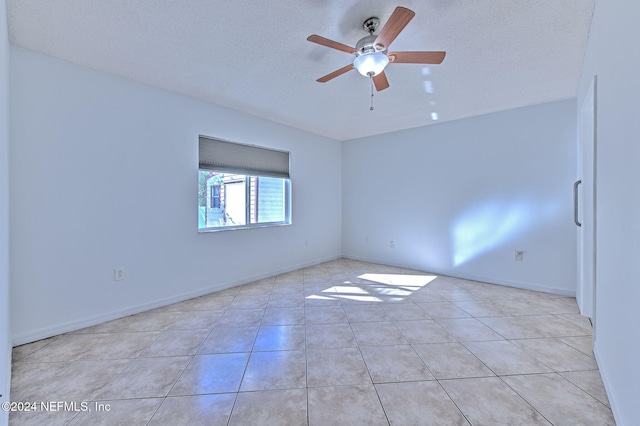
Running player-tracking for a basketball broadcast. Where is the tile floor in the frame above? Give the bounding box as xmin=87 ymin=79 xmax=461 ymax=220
xmin=9 ymin=259 xmax=615 ymax=425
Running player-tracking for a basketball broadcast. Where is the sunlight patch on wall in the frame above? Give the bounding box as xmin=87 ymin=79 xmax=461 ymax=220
xmin=451 ymin=199 xmax=534 ymax=266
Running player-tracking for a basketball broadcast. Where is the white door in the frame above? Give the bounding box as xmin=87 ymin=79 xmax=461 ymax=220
xmin=576 ymin=76 xmax=597 ymax=321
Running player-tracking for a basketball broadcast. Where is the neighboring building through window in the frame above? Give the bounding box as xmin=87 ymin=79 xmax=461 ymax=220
xmin=198 ymin=136 xmax=291 ymax=231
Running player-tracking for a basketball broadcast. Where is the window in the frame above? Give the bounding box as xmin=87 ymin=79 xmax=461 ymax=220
xmin=198 ymin=136 xmax=291 ymax=231
xmin=210 ymin=185 xmax=221 ymax=208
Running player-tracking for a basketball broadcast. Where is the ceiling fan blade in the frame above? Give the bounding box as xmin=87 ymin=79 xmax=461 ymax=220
xmin=388 ymin=51 xmax=446 ymax=64
xmin=374 ymin=7 xmax=415 ymax=50
xmin=373 ymin=71 xmax=390 ymax=91
xmin=307 ymin=35 xmax=356 ymax=54
xmin=317 ymin=64 xmax=355 ymax=83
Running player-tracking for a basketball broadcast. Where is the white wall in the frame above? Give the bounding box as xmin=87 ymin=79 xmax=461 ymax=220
xmin=343 ymin=100 xmax=577 ymax=295
xmin=0 ymin=0 xmax=11 ymax=422
xmin=9 ymin=47 xmax=342 ymax=345
xmin=578 ymin=0 xmax=640 ymax=423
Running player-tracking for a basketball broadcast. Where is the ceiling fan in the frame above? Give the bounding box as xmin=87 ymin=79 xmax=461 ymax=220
xmin=307 ymin=6 xmax=446 ymax=92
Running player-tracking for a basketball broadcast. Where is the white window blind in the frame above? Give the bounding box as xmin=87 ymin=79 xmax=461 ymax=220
xmin=199 ymin=136 xmax=290 ymax=179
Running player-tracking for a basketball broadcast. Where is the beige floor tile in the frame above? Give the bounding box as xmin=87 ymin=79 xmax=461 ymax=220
xmin=11 ymin=336 xmax=60 ymax=362
xmin=561 ymin=370 xmax=610 ymax=406
xmin=436 ymin=317 xmax=505 ymax=341
xmin=97 ymin=356 xmax=190 ymax=399
xmin=141 ymin=329 xmax=210 ymax=357
xmin=350 ymin=321 xmax=408 ymax=346
xmin=70 ymin=398 xmax=163 ymax=426
xmin=169 ymin=353 xmax=249 ymax=396
xmin=440 ymin=377 xmax=551 ymax=425
xmin=535 ymin=297 xmax=581 ymax=314
xmin=360 ymin=344 xmax=434 ymax=383
xmin=253 ymin=325 xmax=305 ymax=351
xmin=198 ymin=326 xmax=258 ymax=354
xmin=268 ymin=293 xmax=305 ymax=307
xmin=168 ymin=310 xmax=223 ymax=330
xmin=262 ymin=306 xmax=305 ymax=325
xmin=491 ymin=298 xmax=549 ymax=316
xmin=558 ymin=335 xmax=595 ymax=358
xmin=149 ymin=394 xmax=235 ymax=426
xmin=382 ymin=302 xmax=431 ymax=320
xmin=503 ymin=373 xmax=615 ymax=425
xmin=118 ymin=311 xmax=183 ymax=332
xmin=394 ymin=319 xmax=457 ymax=344
xmin=306 ymin=347 xmax=371 ymax=387
xmin=556 ymin=312 xmax=593 ymax=330
xmin=463 ymin=340 xmax=553 ymax=376
xmin=305 ymin=323 xmax=357 ymax=349
xmin=413 ymin=342 xmax=494 ymax=379
xmin=230 ymin=389 xmax=307 ymax=426
xmin=216 ymin=308 xmax=265 ymax=327
xmin=406 ymin=287 xmax=448 ymax=303
xmin=343 ymin=304 xmax=390 ymax=322
xmin=376 ymin=381 xmax=468 ymax=425
xmin=240 ymin=350 xmax=306 ymax=391
xmin=453 ymin=300 xmax=507 ymax=317
xmin=79 ymin=331 xmax=160 ymax=360
xmin=511 ymin=337 xmax=598 ymax=372
xmin=476 ymin=315 xmax=544 ymax=339
xmin=10 ymin=360 xmax=71 ymax=401
xmin=429 ymin=287 xmax=476 ymax=302
xmin=304 ymin=306 xmax=348 ymax=324
xmin=417 ymin=301 xmax=471 ymax=319
xmin=271 ymin=282 xmax=304 ymax=294
xmin=56 ymin=359 xmax=134 ymax=400
xmin=21 ymin=333 xmax=111 ymax=362
xmin=308 ymin=385 xmax=388 ymax=426
xmin=229 ymin=295 xmax=270 ymax=310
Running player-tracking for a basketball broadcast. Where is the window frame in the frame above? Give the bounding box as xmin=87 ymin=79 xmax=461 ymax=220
xmin=198 ymin=136 xmax=292 ymax=233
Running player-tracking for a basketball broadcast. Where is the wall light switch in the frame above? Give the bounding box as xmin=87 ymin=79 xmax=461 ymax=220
xmin=515 ymin=251 xmax=523 ymax=261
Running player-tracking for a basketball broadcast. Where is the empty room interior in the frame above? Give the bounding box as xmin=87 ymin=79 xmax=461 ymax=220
xmin=1 ymin=0 xmax=639 ymax=425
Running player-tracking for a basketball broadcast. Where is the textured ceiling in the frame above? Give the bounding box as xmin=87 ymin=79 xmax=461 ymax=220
xmin=7 ymin=1 xmax=594 ymax=141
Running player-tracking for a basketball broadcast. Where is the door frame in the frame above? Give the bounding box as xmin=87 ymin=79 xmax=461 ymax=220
xmin=576 ymin=75 xmax=597 ymax=327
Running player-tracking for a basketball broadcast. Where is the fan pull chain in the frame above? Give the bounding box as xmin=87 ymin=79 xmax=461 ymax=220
xmin=369 ymin=75 xmax=375 ymax=111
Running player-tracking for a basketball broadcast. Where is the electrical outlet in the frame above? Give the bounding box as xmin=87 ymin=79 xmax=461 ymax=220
xmin=114 ymin=268 xmax=125 ymax=281
xmin=390 ymin=240 xmax=395 ymax=249
xmin=514 ymin=251 xmax=523 ymax=261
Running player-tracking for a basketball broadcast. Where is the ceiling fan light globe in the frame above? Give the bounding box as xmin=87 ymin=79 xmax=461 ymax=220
xmin=354 ymin=51 xmax=389 ymax=77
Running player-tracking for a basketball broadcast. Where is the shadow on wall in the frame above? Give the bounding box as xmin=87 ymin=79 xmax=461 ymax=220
xmin=451 ymin=197 xmax=560 ymax=266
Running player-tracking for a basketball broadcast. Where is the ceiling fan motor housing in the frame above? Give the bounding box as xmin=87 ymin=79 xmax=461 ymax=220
xmin=356 ymin=34 xmax=386 ymax=55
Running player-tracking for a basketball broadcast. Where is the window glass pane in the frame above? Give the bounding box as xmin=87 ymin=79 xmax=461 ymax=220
xmin=198 ymin=170 xmax=289 ymax=231
xmin=257 ymin=177 xmax=285 ymax=223
xmin=224 ymin=179 xmax=246 ymax=225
